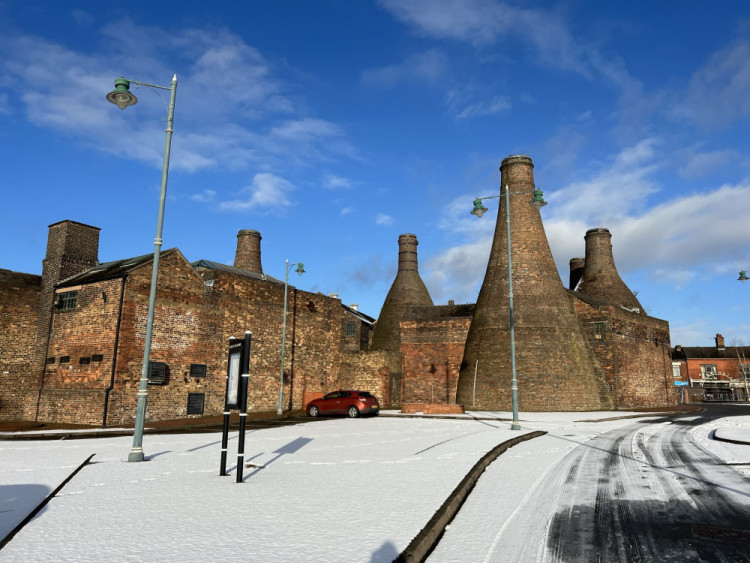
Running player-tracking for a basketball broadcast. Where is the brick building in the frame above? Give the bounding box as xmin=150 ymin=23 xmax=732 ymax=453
xmin=2 ymin=154 xmax=682 ymax=424
xmin=0 ymin=220 xmax=378 ymax=425
xmin=672 ymin=334 xmax=750 ymax=401
xmin=392 ymin=156 xmax=676 ymax=412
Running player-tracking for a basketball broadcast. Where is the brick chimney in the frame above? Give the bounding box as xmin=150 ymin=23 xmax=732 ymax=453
xmin=371 ymin=233 xmax=433 ymax=352
xmin=715 ymin=333 xmax=725 ymax=350
xmin=234 ymin=229 xmax=263 ymax=273
xmin=35 ymin=220 xmax=100 ymax=382
xmin=569 ymin=257 xmax=585 ymax=290
xmin=456 ymin=155 xmax=611 ymax=411
xmin=576 ymin=228 xmax=643 ymax=314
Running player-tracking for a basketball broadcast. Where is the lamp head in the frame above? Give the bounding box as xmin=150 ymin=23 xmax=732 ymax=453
xmin=106 ymin=78 xmax=138 ymax=110
xmin=739 ymin=270 xmax=749 ymax=283
xmin=531 ymin=189 xmax=547 ymax=210
xmin=295 ymin=263 xmax=306 ymax=276
xmin=471 ymin=198 xmax=488 ymax=218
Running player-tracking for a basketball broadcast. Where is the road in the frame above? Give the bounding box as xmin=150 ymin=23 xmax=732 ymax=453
xmin=430 ymin=405 xmax=750 ymax=562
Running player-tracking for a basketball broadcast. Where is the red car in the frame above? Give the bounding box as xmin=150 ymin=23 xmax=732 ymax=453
xmin=307 ymin=390 xmax=380 ymax=418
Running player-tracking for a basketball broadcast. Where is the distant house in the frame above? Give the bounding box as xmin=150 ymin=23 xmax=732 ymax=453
xmin=672 ymin=334 xmax=750 ymax=402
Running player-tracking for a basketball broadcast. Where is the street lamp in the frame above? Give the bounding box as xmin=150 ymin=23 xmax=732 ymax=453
xmin=471 ymin=184 xmax=547 ymax=430
xmin=278 ymin=259 xmax=305 ymax=415
xmin=107 ymin=75 xmax=177 ymax=462
xmin=739 ymin=270 xmax=749 ymax=283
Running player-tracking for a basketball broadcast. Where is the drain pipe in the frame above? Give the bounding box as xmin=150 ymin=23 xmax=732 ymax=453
xmin=102 ymin=274 xmax=127 ymax=427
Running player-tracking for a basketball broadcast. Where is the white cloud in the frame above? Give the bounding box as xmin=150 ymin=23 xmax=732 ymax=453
xmin=375 ymin=213 xmax=394 ymax=226
xmin=676 ymin=148 xmax=736 ymax=179
xmin=0 ymin=22 xmax=354 ymax=173
xmin=454 ymin=95 xmax=511 ymax=120
xmin=340 ymin=207 xmax=353 ymax=216
xmin=680 ymin=39 xmax=750 ymax=130
xmin=323 ymin=174 xmax=352 ymax=189
xmin=361 ymin=49 xmax=448 ymax=88
xmin=427 ymin=141 xmax=750 ymax=305
xmin=190 ymin=189 xmax=217 ymax=203
xmin=219 ymin=173 xmax=294 ymax=213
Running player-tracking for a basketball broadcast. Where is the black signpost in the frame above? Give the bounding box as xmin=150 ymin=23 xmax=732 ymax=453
xmin=235 ymin=331 xmax=252 ymax=483
xmin=219 ymin=332 xmax=251 ymax=477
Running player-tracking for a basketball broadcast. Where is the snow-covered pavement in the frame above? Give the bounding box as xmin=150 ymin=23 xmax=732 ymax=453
xmin=1 ymin=409 xmax=748 ymax=562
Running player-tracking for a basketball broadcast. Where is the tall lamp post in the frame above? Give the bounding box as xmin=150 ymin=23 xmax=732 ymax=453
xmin=471 ymin=184 xmax=547 ymax=430
xmin=278 ymin=259 xmax=305 ymax=415
xmin=107 ymin=75 xmax=177 ymax=462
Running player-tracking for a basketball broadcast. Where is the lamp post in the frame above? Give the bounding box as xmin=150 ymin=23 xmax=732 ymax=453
xmin=278 ymin=259 xmax=305 ymax=415
xmin=107 ymin=75 xmax=177 ymax=462
xmin=471 ymin=184 xmax=547 ymax=430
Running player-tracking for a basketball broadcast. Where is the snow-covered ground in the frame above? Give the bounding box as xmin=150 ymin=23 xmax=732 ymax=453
xmin=1 ymin=409 xmax=748 ymax=562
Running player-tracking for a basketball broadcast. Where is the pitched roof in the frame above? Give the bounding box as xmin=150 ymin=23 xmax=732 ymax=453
xmin=57 ymin=249 xmax=179 ymax=288
xmin=342 ymin=303 xmax=376 ymax=326
xmin=403 ymin=303 xmax=475 ymax=321
xmin=191 ymin=259 xmax=283 ymax=284
xmin=672 ymin=346 xmax=750 ymax=360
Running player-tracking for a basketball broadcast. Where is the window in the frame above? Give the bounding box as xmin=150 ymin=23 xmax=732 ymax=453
xmin=55 ymin=290 xmax=78 ymax=312
xmin=92 ymin=354 xmax=103 ymax=362
xmin=148 ymin=361 xmax=169 ymax=385
xmin=700 ymin=364 xmax=718 ymax=380
xmin=345 ymin=321 xmax=356 ymax=337
xmin=591 ymin=322 xmax=606 ymax=340
xmin=186 ymin=393 xmax=205 ymax=415
xmin=740 ymin=364 xmax=750 ymax=380
xmin=672 ymin=363 xmax=682 ymax=379
xmin=190 ymin=364 xmax=207 ymax=378
xmin=59 ymin=356 xmax=70 ymax=364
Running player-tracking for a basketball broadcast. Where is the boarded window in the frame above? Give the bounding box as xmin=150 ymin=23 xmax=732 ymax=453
xmin=148 ymin=361 xmax=168 ymax=385
xmin=187 ymin=393 xmax=205 ymax=415
xmin=190 ymin=364 xmax=207 ymax=378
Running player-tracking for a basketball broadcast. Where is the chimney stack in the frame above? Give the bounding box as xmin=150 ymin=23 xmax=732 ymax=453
xmin=715 ymin=333 xmax=725 ymax=350
xmin=456 ymin=155 xmax=611 ymax=411
xmin=36 ymin=220 xmax=101 ymax=382
xmin=371 ymin=233 xmax=433 ymax=352
xmin=576 ymin=228 xmax=643 ymax=313
xmin=569 ymin=257 xmax=585 ymax=290
xmin=234 ymin=229 xmax=263 ymax=273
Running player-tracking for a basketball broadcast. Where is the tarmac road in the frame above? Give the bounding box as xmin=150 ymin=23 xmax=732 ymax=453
xmin=431 ymin=404 xmax=750 ymax=562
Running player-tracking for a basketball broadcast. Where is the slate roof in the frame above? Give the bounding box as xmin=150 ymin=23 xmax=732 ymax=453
xmin=672 ymin=346 xmax=750 ymax=360
xmin=192 ymin=259 xmax=283 ymax=284
xmin=342 ymin=303 xmax=376 ymax=326
xmin=57 ymin=249 xmax=178 ymax=288
xmin=403 ymin=303 xmax=475 ymax=321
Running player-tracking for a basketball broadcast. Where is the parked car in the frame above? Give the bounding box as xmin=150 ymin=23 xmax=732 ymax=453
xmin=306 ymin=390 xmax=380 ymax=418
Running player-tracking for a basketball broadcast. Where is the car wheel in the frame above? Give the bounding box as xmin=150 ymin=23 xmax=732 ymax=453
xmin=308 ymin=405 xmax=319 ymax=417
xmin=347 ymin=406 xmax=359 ymax=418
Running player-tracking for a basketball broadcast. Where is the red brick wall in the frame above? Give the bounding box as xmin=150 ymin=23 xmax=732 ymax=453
xmin=0 ymin=269 xmax=41 ymax=420
xmin=338 ymin=350 xmax=391 ymax=405
xmin=400 ymin=317 xmax=471 ymax=406
xmin=573 ymin=298 xmax=676 ymax=409
xmin=38 ymin=251 xmax=224 ymax=425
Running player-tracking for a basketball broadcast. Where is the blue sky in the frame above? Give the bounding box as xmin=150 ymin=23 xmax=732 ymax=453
xmin=1 ymin=1 xmax=749 ymax=346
